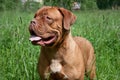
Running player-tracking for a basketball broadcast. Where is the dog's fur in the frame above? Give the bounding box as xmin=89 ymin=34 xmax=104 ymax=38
xmin=29 ymin=6 xmax=96 ymax=80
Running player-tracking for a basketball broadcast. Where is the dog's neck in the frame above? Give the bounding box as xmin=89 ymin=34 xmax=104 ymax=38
xmin=41 ymin=32 xmax=76 ymax=62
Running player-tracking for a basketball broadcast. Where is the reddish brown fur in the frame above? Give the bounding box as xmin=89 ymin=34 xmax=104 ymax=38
xmin=29 ymin=6 xmax=96 ymax=80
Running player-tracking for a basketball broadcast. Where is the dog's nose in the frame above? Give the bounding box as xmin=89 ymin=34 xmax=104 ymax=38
xmin=30 ymin=20 xmax=36 ymax=25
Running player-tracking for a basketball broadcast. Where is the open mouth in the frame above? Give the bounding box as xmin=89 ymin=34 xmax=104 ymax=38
xmin=29 ymin=35 xmax=57 ymax=46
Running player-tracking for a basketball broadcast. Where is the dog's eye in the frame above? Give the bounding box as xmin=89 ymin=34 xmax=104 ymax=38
xmin=45 ymin=16 xmax=53 ymax=24
xmin=46 ymin=16 xmax=52 ymax=20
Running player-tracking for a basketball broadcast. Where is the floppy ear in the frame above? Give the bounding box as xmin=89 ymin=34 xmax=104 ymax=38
xmin=58 ymin=8 xmax=76 ymax=30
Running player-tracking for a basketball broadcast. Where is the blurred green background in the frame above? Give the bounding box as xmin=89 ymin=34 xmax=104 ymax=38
xmin=0 ymin=0 xmax=120 ymax=11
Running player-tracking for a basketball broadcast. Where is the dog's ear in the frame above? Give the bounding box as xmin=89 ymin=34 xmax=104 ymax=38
xmin=58 ymin=8 xmax=76 ymax=30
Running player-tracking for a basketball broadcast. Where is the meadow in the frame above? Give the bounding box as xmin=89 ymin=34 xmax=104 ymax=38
xmin=0 ymin=10 xmax=120 ymax=80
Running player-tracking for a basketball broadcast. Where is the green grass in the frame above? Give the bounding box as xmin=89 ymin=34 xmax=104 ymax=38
xmin=0 ymin=10 xmax=120 ymax=80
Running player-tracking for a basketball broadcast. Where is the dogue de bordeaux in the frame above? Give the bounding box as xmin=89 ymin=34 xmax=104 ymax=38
xmin=29 ymin=6 xmax=96 ymax=80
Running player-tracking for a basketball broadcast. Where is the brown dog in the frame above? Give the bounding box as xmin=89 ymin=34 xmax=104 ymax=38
xmin=29 ymin=6 xmax=96 ymax=80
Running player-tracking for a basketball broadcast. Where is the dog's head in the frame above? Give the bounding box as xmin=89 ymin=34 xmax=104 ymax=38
xmin=29 ymin=6 xmax=76 ymax=47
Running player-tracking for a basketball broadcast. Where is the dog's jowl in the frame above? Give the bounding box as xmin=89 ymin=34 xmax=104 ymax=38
xmin=29 ymin=6 xmax=96 ymax=80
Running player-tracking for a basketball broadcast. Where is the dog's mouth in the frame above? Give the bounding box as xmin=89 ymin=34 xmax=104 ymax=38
xmin=29 ymin=34 xmax=57 ymax=46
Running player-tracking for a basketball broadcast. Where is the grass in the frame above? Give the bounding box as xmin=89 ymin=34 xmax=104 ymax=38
xmin=0 ymin=10 xmax=120 ymax=80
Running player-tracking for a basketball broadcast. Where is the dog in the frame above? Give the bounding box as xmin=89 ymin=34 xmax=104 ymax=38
xmin=29 ymin=6 xmax=96 ymax=80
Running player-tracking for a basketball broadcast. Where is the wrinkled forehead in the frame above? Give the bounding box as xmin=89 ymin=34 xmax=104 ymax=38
xmin=34 ymin=6 xmax=62 ymax=19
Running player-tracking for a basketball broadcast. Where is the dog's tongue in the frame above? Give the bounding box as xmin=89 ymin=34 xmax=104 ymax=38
xmin=29 ymin=36 xmax=45 ymax=46
xmin=29 ymin=36 xmax=42 ymax=41
xmin=29 ymin=35 xmax=55 ymax=46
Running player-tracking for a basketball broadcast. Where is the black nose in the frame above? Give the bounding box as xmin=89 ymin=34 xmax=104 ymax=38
xmin=30 ymin=20 xmax=36 ymax=25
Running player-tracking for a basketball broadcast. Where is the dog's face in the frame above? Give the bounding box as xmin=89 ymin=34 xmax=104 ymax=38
xmin=29 ymin=6 xmax=76 ymax=47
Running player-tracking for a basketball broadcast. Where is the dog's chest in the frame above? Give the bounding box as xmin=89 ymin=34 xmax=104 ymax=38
xmin=43 ymin=48 xmax=70 ymax=65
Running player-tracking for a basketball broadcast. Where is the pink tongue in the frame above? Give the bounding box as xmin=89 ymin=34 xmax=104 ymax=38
xmin=29 ymin=36 xmax=55 ymax=46
xmin=29 ymin=36 xmax=41 ymax=41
